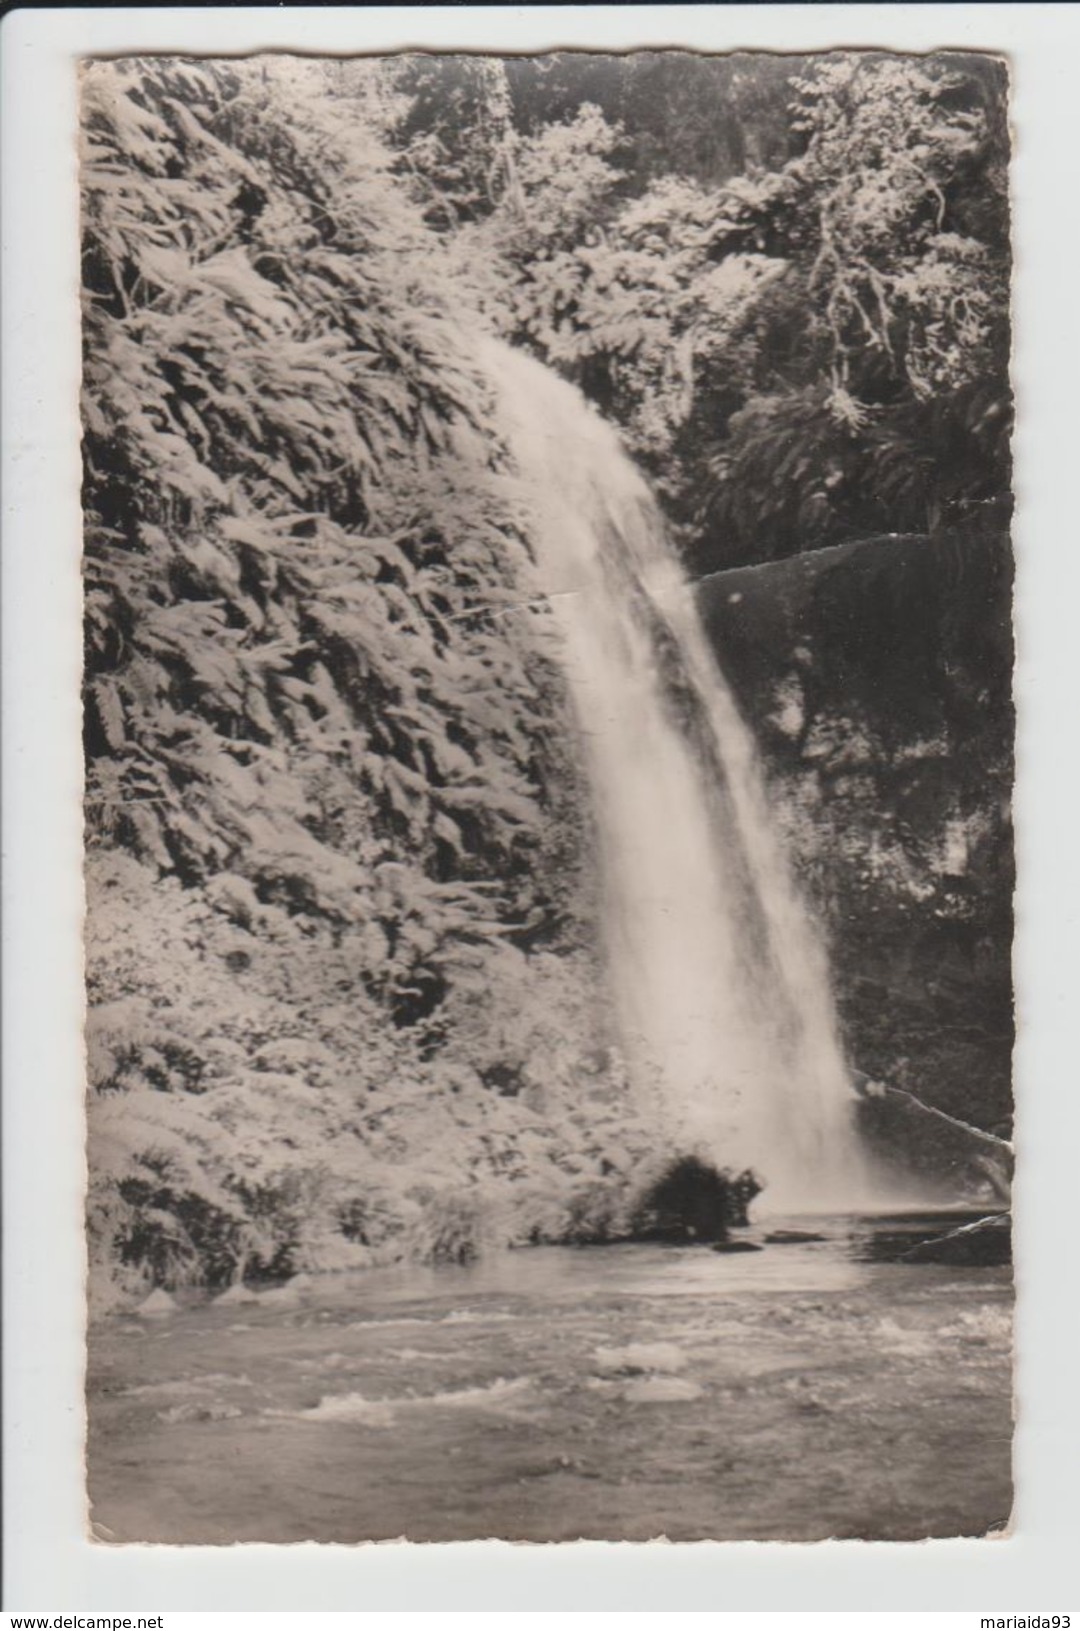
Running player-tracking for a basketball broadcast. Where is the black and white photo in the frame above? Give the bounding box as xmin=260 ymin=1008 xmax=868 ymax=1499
xmin=80 ymin=49 xmax=1014 ymax=1545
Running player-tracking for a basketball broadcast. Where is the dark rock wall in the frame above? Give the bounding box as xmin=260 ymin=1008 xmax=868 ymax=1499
xmin=697 ymin=529 xmax=1014 ymax=1148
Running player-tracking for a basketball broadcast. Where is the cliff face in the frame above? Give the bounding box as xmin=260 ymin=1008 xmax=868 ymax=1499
xmin=698 ymin=528 xmax=1015 ymax=1162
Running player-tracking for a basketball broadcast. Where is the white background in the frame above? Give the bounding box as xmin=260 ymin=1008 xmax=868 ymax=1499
xmin=3 ymin=4 xmax=1078 ymax=1612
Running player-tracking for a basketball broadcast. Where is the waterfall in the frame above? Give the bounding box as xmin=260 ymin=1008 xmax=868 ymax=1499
xmin=487 ymin=341 xmax=871 ymax=1210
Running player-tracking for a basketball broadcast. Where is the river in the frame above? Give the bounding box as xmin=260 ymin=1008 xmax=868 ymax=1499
xmin=87 ymin=1213 xmax=1012 ymax=1544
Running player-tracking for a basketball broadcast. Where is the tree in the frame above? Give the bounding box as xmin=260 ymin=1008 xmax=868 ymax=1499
xmin=386 ymin=56 xmax=515 ymax=227
xmin=695 ymin=54 xmax=1010 ymax=568
xmin=403 ymin=51 xmax=1010 ymax=571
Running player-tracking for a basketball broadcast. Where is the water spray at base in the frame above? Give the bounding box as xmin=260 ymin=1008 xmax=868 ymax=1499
xmin=488 ymin=340 xmax=876 ymax=1211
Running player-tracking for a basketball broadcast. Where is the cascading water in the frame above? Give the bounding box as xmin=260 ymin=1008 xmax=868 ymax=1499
xmin=488 ymin=340 xmax=872 ymax=1210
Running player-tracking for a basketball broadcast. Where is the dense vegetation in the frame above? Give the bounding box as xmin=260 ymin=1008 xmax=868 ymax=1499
xmin=391 ymin=51 xmax=1010 ymax=568
xmin=82 ymin=57 xmax=649 ymax=1302
xmin=82 ymin=52 xmax=1012 ymax=1299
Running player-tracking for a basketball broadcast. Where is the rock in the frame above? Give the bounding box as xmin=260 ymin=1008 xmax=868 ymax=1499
xmin=724 ymin=1169 xmax=764 ymax=1228
xmin=630 ymin=1155 xmax=762 ymax=1244
xmin=593 ymin=1342 xmax=686 ymax=1376
xmin=765 ymin=1229 xmax=827 ymax=1245
xmin=214 ymin=1282 xmax=261 ymax=1306
xmin=710 ymin=1240 xmax=764 ymax=1254
xmin=134 ymin=1288 xmax=177 ymax=1319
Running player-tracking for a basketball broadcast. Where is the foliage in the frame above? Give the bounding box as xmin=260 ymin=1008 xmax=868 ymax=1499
xmin=82 ymin=56 xmax=560 ymax=964
xmin=85 ymin=850 xmax=656 ymax=1294
xmin=399 ymin=51 xmax=1010 ymax=569
xmin=81 ymin=56 xmax=646 ymax=1294
xmin=388 ymin=57 xmax=515 ymax=227
xmin=693 ymin=56 xmax=1010 ymax=565
xmin=504 ymin=52 xmax=801 ymax=189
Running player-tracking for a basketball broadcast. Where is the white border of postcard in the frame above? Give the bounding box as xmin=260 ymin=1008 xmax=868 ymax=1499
xmin=3 ymin=3 xmax=1079 ymax=1614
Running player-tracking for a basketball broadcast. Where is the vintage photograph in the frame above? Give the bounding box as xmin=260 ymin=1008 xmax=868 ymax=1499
xmin=82 ymin=50 xmax=1014 ymax=1543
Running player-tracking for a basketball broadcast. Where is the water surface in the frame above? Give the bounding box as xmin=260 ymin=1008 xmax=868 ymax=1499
xmin=88 ymin=1216 xmax=1012 ymax=1543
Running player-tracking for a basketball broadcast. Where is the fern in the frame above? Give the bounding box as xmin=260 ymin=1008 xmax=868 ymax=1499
xmin=82 ymin=57 xmax=638 ymax=1292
